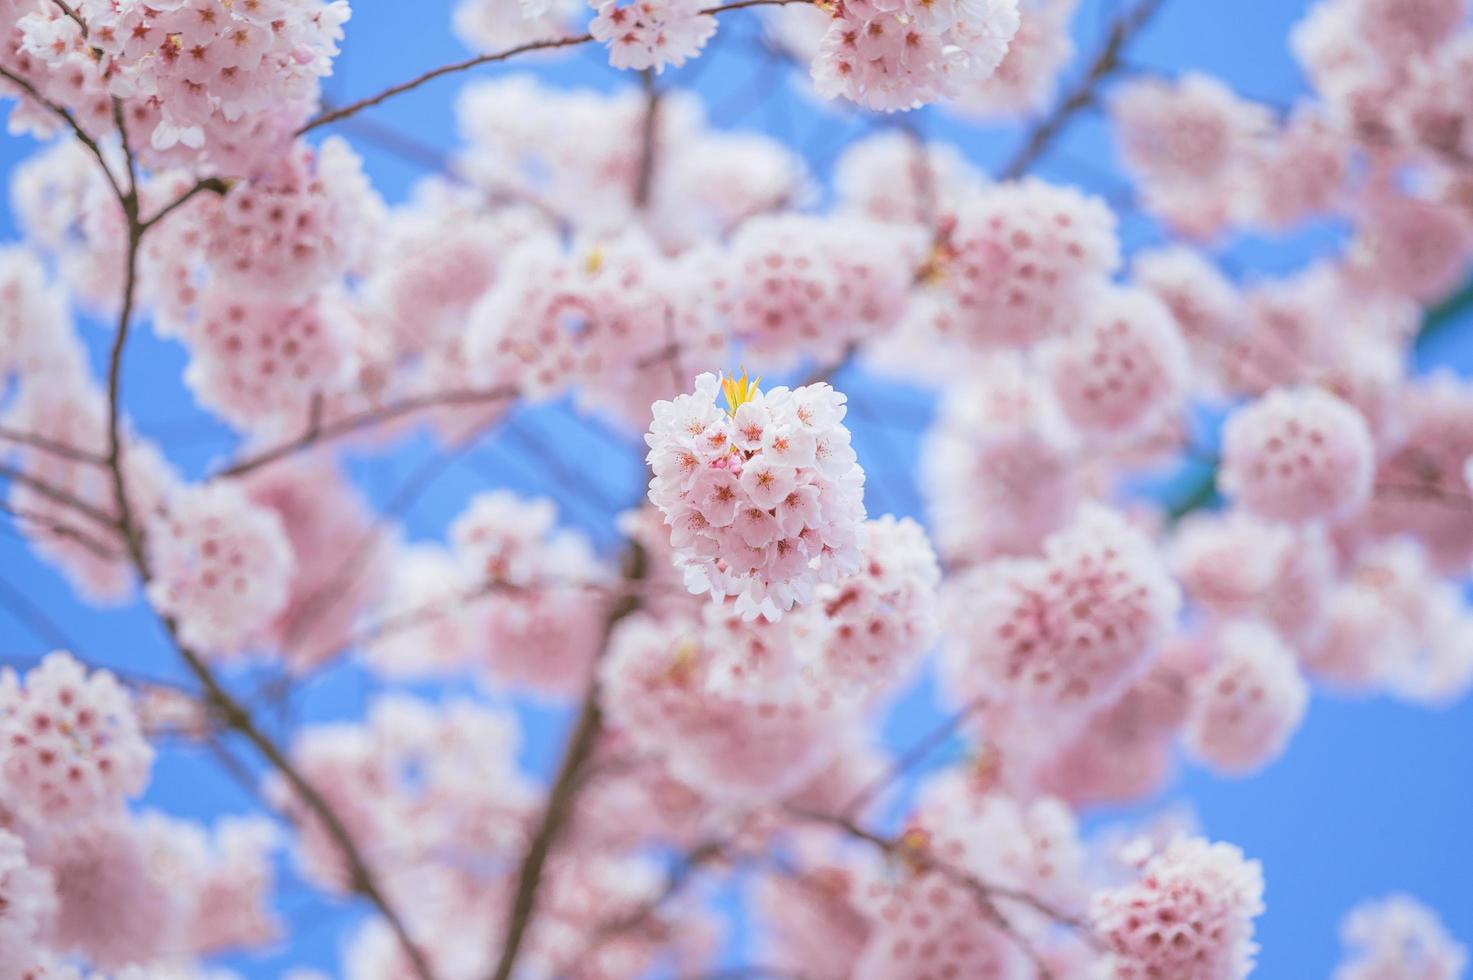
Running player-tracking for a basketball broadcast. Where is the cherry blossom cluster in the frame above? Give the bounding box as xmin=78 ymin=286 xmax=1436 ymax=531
xmin=1092 ymin=837 xmax=1265 ymax=978
xmin=5 ymin=0 xmax=349 ymax=173
xmin=810 ymin=0 xmax=1021 ymax=111
xmin=645 ymin=371 xmax=867 ymax=620
xmin=1108 ymin=0 xmax=1473 ymax=271
xmin=366 ymin=490 xmax=609 ymax=697
xmin=589 ymin=0 xmax=716 ymax=72
xmin=0 ymin=653 xmax=278 ymax=975
xmin=146 ymin=481 xmax=297 ymax=657
xmin=1334 ymin=893 xmax=1468 ymax=980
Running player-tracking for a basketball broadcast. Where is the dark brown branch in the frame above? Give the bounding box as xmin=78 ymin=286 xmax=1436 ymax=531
xmin=295 ymin=0 xmax=814 ymax=136
xmin=51 ymin=65 xmax=442 ymax=980
xmin=0 ymin=65 xmax=125 ymax=201
xmin=0 ymin=425 xmax=108 ymax=467
xmin=215 ymin=385 xmax=518 ymax=479
xmin=489 ymin=541 xmax=647 ymax=980
xmin=1000 ymin=0 xmax=1168 ymax=179
xmin=0 ymin=500 xmax=122 ymax=561
xmin=0 ymin=462 xmax=121 ymax=530
xmin=142 ymin=176 xmax=231 ymax=231
xmin=50 ymin=0 xmax=87 ymax=34
xmin=102 ymin=220 xmax=143 ymax=566
xmin=634 ymin=69 xmax=662 ymax=208
xmin=166 ymin=627 xmax=439 ymax=980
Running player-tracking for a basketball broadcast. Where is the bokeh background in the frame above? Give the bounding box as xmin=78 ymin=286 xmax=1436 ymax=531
xmin=1 ymin=1 xmax=1471 ymax=975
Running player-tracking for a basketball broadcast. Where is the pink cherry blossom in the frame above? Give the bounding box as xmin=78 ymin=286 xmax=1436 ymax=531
xmin=146 ymin=481 xmax=297 ymax=656
xmin=1335 ymin=893 xmax=1468 ymax=980
xmin=646 ymin=372 xmax=866 ymax=620
xmin=1092 ymin=837 xmax=1265 ymax=980
xmin=589 ymin=0 xmax=717 ymax=73
xmin=0 ymin=652 xmax=153 ymax=824
xmin=1184 ymin=620 xmax=1309 ymax=775
xmin=1220 ymin=387 xmax=1375 ymax=525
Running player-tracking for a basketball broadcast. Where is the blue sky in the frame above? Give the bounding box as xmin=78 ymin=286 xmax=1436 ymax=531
xmin=1 ymin=1 xmax=1471 ymax=976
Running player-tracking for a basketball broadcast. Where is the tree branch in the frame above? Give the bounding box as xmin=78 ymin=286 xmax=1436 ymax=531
xmin=840 ymin=697 xmax=983 ymax=817
xmin=0 ymin=425 xmax=108 ymax=467
xmin=0 ymin=462 xmax=122 ymax=530
xmin=1000 ymin=0 xmax=1168 ymax=179
xmin=0 ymin=500 xmax=122 ymax=561
xmin=0 ymin=65 xmax=125 ymax=201
xmin=786 ymin=805 xmax=1098 ymax=972
xmin=142 ymin=176 xmax=231 ymax=231
xmin=489 ymin=540 xmax=647 ymax=980
xmin=30 ymin=61 xmax=445 ymax=980
xmin=295 ymin=0 xmax=814 ymax=136
xmin=214 ymin=385 xmax=518 ymax=479
xmin=634 ymin=69 xmax=662 ymax=208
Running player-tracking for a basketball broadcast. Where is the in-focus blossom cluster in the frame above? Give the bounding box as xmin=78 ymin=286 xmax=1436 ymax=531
xmin=645 ymin=372 xmax=867 ymax=620
xmin=4 ymin=0 xmax=349 ymax=173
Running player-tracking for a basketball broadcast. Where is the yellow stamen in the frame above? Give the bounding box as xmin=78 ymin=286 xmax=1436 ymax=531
xmin=583 ymin=246 xmax=604 ymax=275
xmin=720 ymin=368 xmax=762 ymax=417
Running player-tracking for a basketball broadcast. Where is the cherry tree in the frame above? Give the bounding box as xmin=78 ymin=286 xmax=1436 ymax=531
xmin=0 ymin=0 xmax=1471 ymax=977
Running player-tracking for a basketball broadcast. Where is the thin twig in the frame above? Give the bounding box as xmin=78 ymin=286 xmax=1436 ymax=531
xmin=295 ymin=0 xmax=814 ymax=136
xmin=0 ymin=65 xmax=124 ymax=201
xmin=841 ymin=697 xmax=983 ymax=817
xmin=215 ymin=385 xmax=518 ymax=479
xmin=0 ymin=425 xmax=108 ymax=467
xmin=1000 ymin=0 xmax=1168 ymax=179
xmin=49 ymin=0 xmax=87 ymax=34
xmin=0 ymin=574 xmax=84 ymax=653
xmin=562 ymin=837 xmax=728 ymax=974
xmin=0 ymin=462 xmax=120 ymax=530
xmin=787 ymin=806 xmax=1097 ymax=969
xmin=142 ymin=176 xmax=230 ymax=230
xmin=1375 ymin=482 xmax=1473 ymax=512
xmin=276 ymin=410 xmax=507 ymax=656
xmin=0 ymin=500 xmax=122 ymax=561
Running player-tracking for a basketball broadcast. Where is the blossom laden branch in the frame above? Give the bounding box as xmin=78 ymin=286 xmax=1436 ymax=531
xmin=0 ymin=64 xmax=125 ymax=202
xmin=786 ymin=805 xmax=1098 ymax=959
xmin=295 ymin=0 xmax=815 ymax=137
